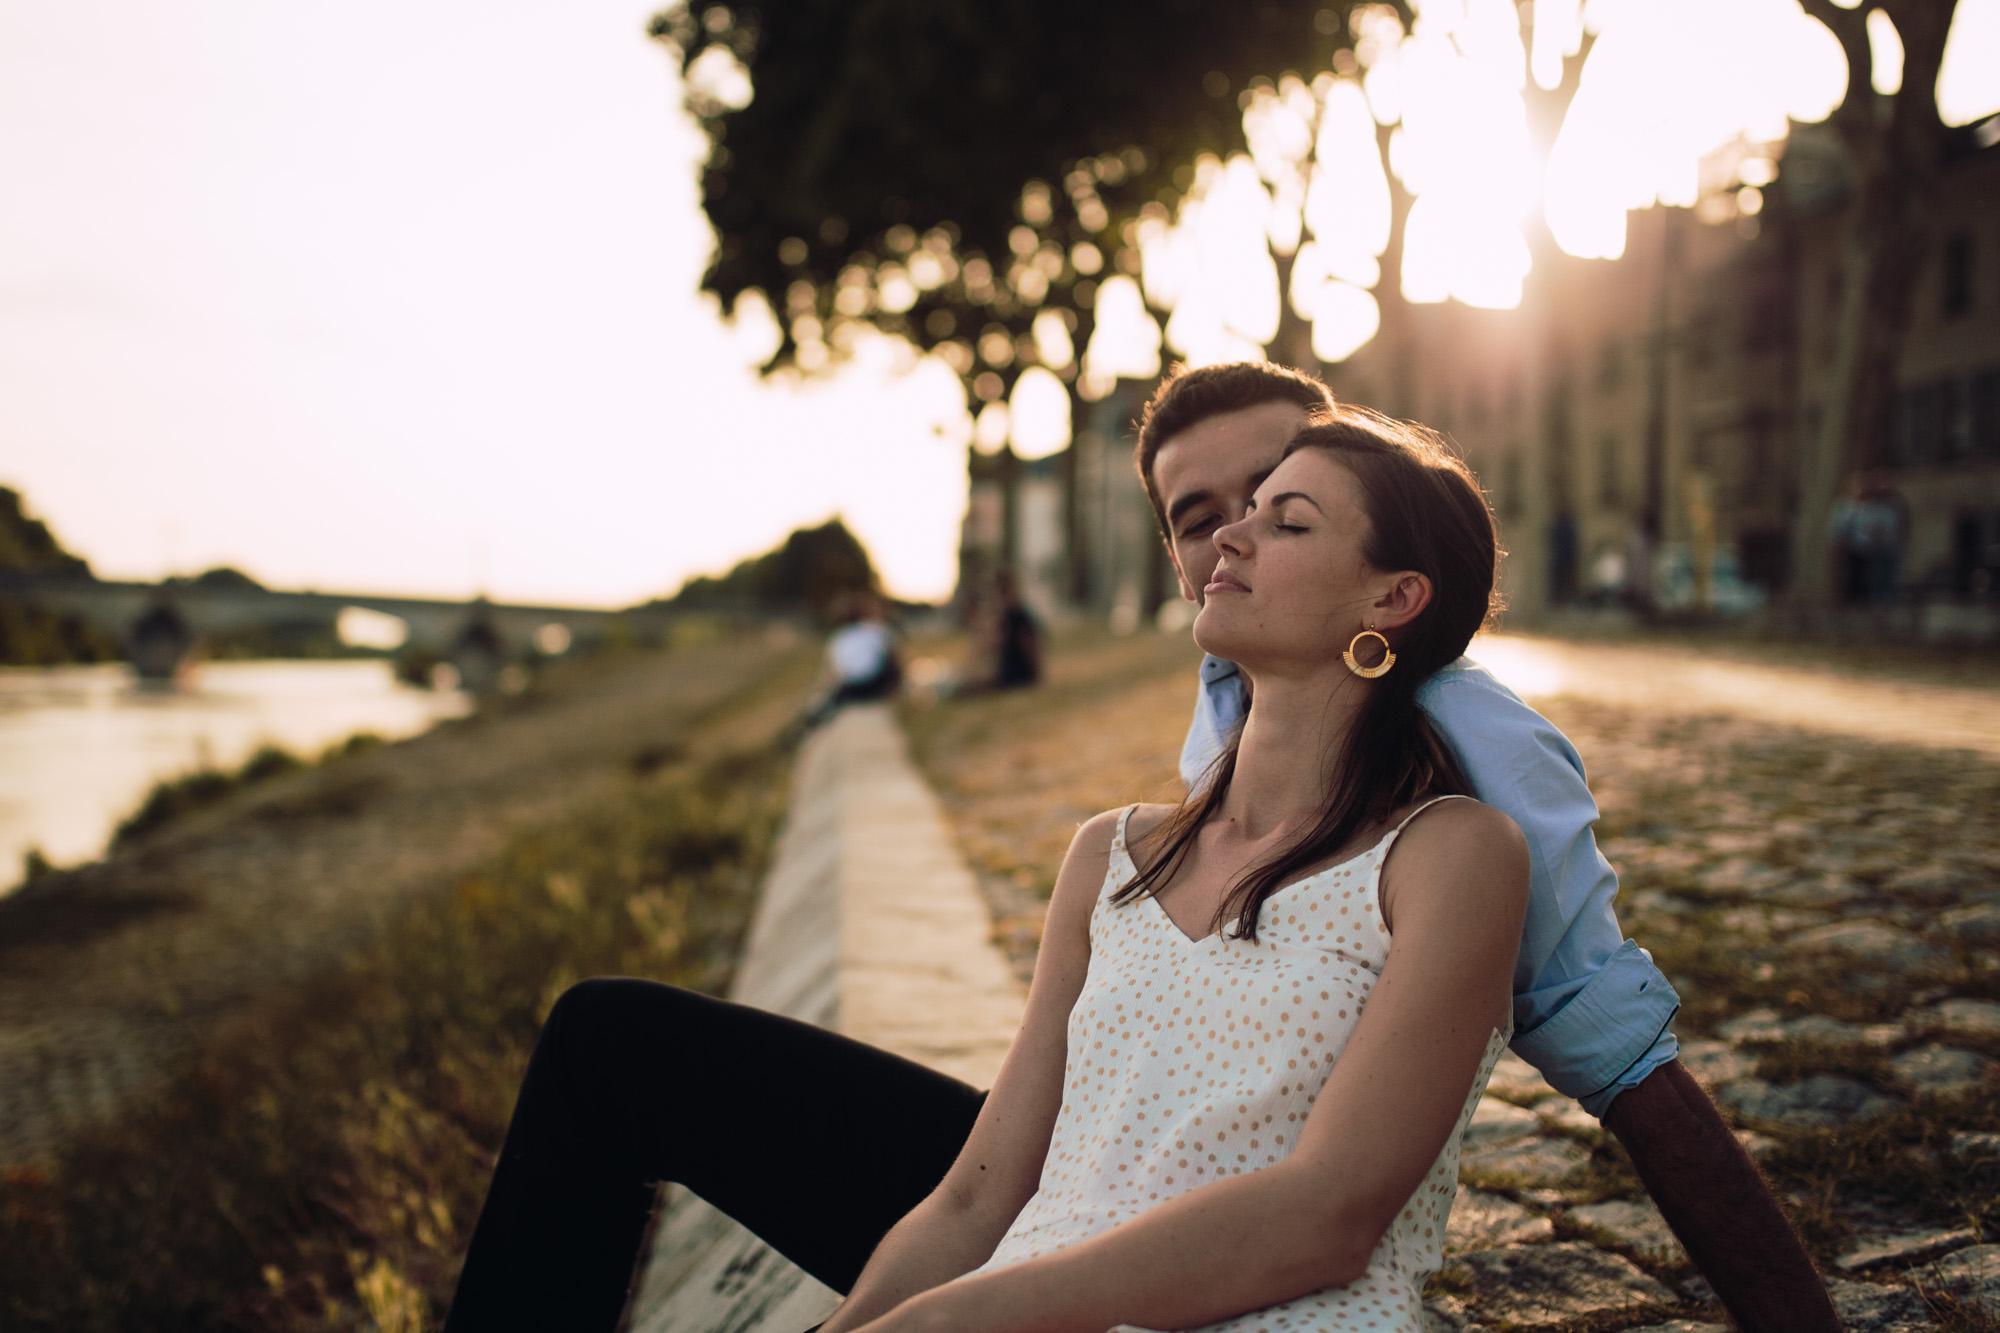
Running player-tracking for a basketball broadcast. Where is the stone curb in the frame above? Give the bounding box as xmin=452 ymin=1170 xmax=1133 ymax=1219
xmin=620 ymin=705 xmax=1027 ymax=1333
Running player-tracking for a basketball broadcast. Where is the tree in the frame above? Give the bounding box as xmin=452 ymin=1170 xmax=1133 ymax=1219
xmin=651 ymin=516 xmax=881 ymax=618
xmin=0 ymin=486 xmax=93 ymax=578
xmin=0 ymin=486 xmax=119 ymax=665
xmin=1786 ymin=0 xmax=1962 ymax=619
xmin=168 ymin=566 xmax=266 ymax=591
xmin=649 ymin=0 xmax=1358 ymax=593
xmin=653 ymin=0 xmax=1975 ymax=617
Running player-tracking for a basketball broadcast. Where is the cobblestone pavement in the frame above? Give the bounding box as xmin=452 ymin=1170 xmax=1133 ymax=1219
xmin=0 ymin=640 xmax=792 ymax=1168
xmin=908 ymin=629 xmax=2000 ymax=1330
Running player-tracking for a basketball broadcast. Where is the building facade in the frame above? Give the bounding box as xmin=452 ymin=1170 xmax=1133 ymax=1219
xmin=956 ymin=134 xmax=1999 ymax=638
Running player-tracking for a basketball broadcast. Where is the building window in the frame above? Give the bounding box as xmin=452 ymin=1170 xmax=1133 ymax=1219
xmin=1596 ymin=341 xmax=1624 ymax=392
xmin=1943 ymin=232 xmax=1974 ymax=319
xmin=1891 ymin=370 xmax=2000 ymax=466
xmin=1953 ymin=509 xmax=2000 ymax=598
xmin=1973 ymin=368 xmax=2000 ymax=458
xmin=1685 ymin=317 xmax=1715 ymax=371
xmin=1944 ymin=376 xmax=1975 ymax=459
xmin=1905 ymin=383 xmax=1946 ymax=466
xmin=1598 ymin=432 xmax=1621 ymax=506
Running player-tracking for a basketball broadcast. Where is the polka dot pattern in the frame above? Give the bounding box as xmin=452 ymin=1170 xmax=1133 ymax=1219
xmin=968 ymin=796 xmax=1512 ymax=1331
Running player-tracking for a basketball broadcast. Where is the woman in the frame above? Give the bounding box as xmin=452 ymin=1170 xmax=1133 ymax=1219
xmin=445 ymin=407 xmax=1528 ymax=1332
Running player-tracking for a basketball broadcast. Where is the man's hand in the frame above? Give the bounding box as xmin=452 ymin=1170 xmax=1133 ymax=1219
xmin=1603 ymin=1060 xmax=1838 ymax=1332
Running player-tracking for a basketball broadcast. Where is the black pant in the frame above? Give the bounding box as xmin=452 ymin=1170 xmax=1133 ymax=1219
xmin=443 ymin=977 xmax=988 ymax=1332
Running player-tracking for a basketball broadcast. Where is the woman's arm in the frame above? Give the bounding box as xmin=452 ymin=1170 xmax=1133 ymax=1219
xmin=854 ymin=800 xmax=1531 ymax=1333
xmin=815 ymin=808 xmax=1119 ymax=1333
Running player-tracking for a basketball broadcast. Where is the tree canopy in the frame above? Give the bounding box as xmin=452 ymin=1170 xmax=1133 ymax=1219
xmin=0 ymin=486 xmax=93 ymax=578
xmin=650 ymin=0 xmax=1360 ymax=377
xmin=654 ymin=0 xmax=1979 ymax=614
xmin=653 ymin=516 xmax=881 ymax=617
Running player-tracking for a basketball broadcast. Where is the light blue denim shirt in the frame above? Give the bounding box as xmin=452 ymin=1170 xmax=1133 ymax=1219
xmin=1180 ymin=653 xmax=1679 ymax=1118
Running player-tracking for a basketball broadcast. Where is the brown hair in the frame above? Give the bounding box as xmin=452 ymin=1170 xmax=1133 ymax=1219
xmin=1133 ymin=361 xmax=1336 ymax=539
xmin=1113 ymin=403 xmax=1507 ymax=944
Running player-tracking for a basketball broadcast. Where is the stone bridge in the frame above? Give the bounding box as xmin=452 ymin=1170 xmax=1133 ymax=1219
xmin=0 ymin=572 xmax=670 ymax=685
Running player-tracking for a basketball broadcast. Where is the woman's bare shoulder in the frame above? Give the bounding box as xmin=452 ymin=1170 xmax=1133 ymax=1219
xmin=1394 ymin=794 xmax=1523 ymax=852
xmin=1383 ymin=796 xmax=1530 ymax=915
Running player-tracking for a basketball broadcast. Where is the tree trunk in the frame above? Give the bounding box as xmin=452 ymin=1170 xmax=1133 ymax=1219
xmin=998 ymin=443 xmax=1020 ymax=579
xmin=1062 ymin=310 xmax=1098 ymax=608
xmin=1270 ymin=248 xmax=1318 ymax=371
xmin=1787 ymin=0 xmax=1956 ymax=622
xmin=1787 ymin=208 xmax=1931 ymax=618
xmin=1061 ymin=424 xmax=1087 ymax=606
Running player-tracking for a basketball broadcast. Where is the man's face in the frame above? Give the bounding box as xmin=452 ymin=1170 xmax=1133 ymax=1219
xmin=1150 ymin=399 xmax=1311 ymax=605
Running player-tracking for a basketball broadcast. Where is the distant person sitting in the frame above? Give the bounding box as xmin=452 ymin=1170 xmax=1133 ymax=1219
xmin=988 ymin=571 xmax=1042 ymax=690
xmin=804 ymin=591 xmax=901 ymax=727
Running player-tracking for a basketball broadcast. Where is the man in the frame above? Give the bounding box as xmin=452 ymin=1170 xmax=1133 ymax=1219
xmin=804 ymin=589 xmax=902 ymax=728
xmin=1141 ymin=361 xmax=1834 ymax=1330
xmin=987 ymin=570 xmax=1043 ymax=690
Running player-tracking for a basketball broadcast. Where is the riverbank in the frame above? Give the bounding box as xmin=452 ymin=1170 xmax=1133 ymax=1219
xmin=0 ymin=657 xmax=474 ymax=889
xmin=0 ymin=631 xmax=816 ymax=1328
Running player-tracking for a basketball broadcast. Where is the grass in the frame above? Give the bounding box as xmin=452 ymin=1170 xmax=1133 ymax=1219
xmin=107 ymin=733 xmax=392 ymax=851
xmin=0 ymin=642 xmax=815 ymax=1331
xmin=1756 ymin=1090 xmax=2000 ymax=1254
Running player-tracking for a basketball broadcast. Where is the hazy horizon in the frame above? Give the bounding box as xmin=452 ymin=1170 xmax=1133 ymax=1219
xmin=0 ymin=1 xmax=973 ymax=608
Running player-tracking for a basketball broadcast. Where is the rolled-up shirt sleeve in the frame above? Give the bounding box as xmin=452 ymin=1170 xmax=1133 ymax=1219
xmin=1417 ymin=661 xmax=1681 ymax=1117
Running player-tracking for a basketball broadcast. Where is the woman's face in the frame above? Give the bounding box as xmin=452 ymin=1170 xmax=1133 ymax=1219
xmin=1191 ymin=449 xmax=1384 ymax=673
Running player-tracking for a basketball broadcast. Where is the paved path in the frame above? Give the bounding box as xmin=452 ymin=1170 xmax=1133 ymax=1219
xmin=622 ymin=704 xmax=1025 ymax=1333
xmin=1471 ymin=632 xmax=2000 ymax=756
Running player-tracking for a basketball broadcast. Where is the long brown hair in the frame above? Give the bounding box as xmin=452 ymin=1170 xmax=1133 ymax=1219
xmin=1113 ymin=404 xmax=1507 ymax=944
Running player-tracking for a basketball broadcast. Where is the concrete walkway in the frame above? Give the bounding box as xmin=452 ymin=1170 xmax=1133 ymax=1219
xmin=620 ymin=704 xmax=1025 ymax=1333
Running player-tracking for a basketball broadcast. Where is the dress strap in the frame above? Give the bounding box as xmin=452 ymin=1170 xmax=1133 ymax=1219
xmin=1391 ymin=792 xmax=1478 ymax=837
xmin=1113 ymin=802 xmax=1140 ymax=853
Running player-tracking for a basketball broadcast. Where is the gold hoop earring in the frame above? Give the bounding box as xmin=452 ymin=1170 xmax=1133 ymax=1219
xmin=1343 ymin=627 xmax=1396 ymax=679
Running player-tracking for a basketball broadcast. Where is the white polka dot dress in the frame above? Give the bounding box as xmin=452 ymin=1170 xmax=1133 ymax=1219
xmin=967 ymin=794 xmax=1511 ymax=1331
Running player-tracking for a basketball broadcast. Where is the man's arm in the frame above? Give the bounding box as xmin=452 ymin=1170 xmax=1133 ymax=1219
xmin=1603 ymin=1061 xmax=1837 ymax=1333
xmin=1417 ymin=662 xmax=1835 ymax=1328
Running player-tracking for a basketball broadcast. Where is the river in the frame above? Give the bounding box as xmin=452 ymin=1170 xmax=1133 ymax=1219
xmin=0 ymin=659 xmax=471 ymax=894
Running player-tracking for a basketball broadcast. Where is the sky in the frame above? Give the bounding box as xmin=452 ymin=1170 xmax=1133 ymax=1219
xmin=4 ymin=2 xmax=1994 ymax=611
xmin=0 ymin=1 xmax=972 ymax=608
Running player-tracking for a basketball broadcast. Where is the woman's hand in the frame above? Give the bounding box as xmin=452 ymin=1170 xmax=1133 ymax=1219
xmin=839 ymin=1284 xmax=966 ymax=1333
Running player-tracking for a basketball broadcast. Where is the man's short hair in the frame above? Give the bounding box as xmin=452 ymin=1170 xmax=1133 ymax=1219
xmin=1133 ymin=361 xmax=1336 ymax=536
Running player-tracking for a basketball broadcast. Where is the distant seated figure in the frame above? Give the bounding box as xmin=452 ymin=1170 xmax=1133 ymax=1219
xmin=988 ymin=571 xmax=1042 ymax=691
xmin=804 ymin=590 xmax=902 ymax=727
